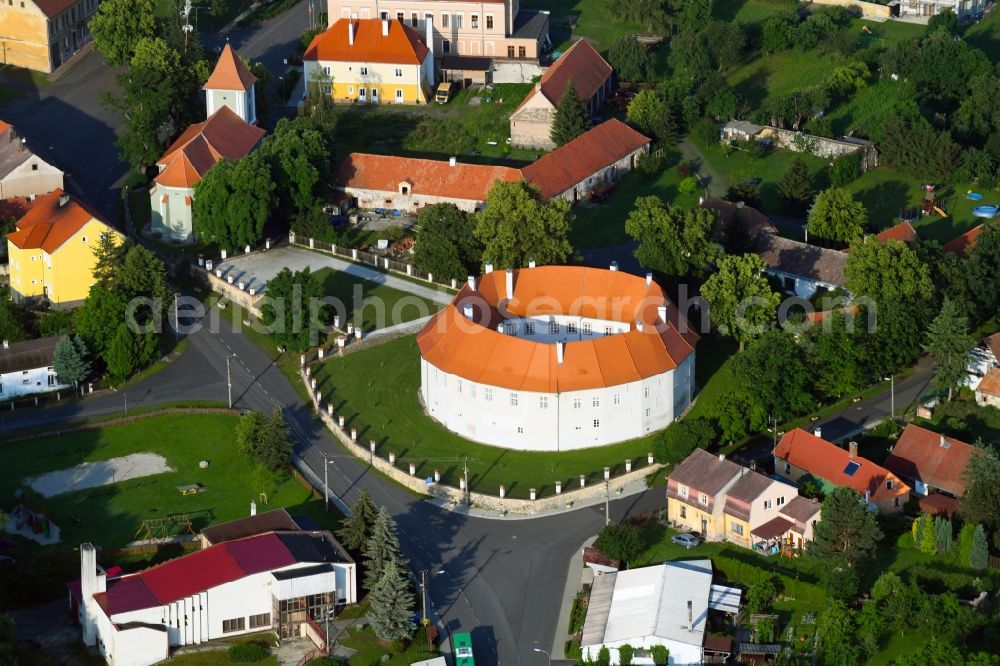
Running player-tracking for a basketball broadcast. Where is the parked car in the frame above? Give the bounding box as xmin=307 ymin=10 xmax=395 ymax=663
xmin=671 ymin=533 xmax=700 ymax=549
xmin=435 ymin=82 xmax=455 ymax=104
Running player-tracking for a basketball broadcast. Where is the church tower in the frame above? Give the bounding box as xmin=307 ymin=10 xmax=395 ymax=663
xmin=203 ymin=43 xmax=258 ymax=125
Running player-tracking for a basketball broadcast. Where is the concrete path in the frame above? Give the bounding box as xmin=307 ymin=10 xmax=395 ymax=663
xmin=215 ymin=245 xmax=454 ymax=305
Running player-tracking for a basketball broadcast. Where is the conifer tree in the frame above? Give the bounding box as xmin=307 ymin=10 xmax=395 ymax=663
xmin=809 ymin=487 xmax=883 ymax=569
xmin=923 ymin=298 xmax=975 ymax=400
xmin=919 ymin=515 xmax=937 ymax=554
xmin=362 ymin=506 xmax=406 ymax=592
xmin=338 ymin=488 xmax=378 ymax=552
xmin=550 ymin=79 xmax=591 ymax=146
xmin=778 ymin=157 xmax=814 ymax=214
xmin=934 ymin=516 xmax=952 ymax=555
xmin=52 ymin=335 xmax=91 ymax=386
xmin=969 ymin=524 xmax=988 ymax=569
xmin=366 ymin=557 xmax=415 ymax=641
xmin=91 ymin=231 xmax=128 ymax=289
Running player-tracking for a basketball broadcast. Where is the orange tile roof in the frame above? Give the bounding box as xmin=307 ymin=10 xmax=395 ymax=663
xmin=977 ymin=367 xmax=1000 ymax=398
xmin=416 ymin=266 xmax=698 ymax=392
xmin=0 ymin=119 xmax=10 ymax=134
xmin=875 ymin=221 xmax=919 ymax=245
xmin=804 ymin=305 xmax=859 ymax=324
xmin=985 ymin=332 xmax=1000 ymax=361
xmin=338 ymin=153 xmax=522 ymax=202
xmin=7 ymin=189 xmax=107 ymax=253
xmin=774 ymin=428 xmax=909 ymax=505
xmin=522 ymin=119 xmax=650 ymax=199
xmin=942 ymin=224 xmax=984 ymax=258
xmin=155 ymin=106 xmax=265 ymax=188
xmin=883 ymin=424 xmax=973 ymax=497
xmin=203 ymin=44 xmax=258 ymax=92
xmin=304 ymin=18 xmax=429 ymax=65
xmin=514 ymin=38 xmax=612 ymax=114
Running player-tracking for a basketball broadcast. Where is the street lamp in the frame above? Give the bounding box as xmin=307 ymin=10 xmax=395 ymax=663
xmin=226 ymin=354 xmax=237 ymax=408
xmin=884 ymin=374 xmax=895 ymax=422
xmin=419 ymin=569 xmax=446 ymax=625
xmin=532 ymin=647 xmax=551 ymax=666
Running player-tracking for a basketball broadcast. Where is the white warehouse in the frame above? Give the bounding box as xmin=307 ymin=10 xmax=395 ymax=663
xmin=416 ymin=265 xmax=699 ymax=451
xmin=70 ymin=531 xmax=357 ymax=666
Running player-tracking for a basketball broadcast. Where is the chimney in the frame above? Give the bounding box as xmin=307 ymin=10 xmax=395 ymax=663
xmin=484 ymin=261 xmax=493 ymax=274
xmin=864 ymin=489 xmax=871 ymax=504
xmin=718 ymin=453 xmax=725 ymax=461
xmin=467 ymin=275 xmax=476 ymax=291
xmin=80 ymin=543 xmax=98 ymax=646
xmin=2 ymin=340 xmax=7 ymax=349
xmin=349 ymin=20 xmax=355 ymax=45
xmin=505 ymin=268 xmax=514 ymax=300
xmin=557 ymin=341 xmax=564 ymax=364
xmin=848 ymin=441 xmax=858 ymax=459
xmin=382 ymin=18 xmax=389 ymax=36
xmin=59 ymin=194 xmax=70 ymax=207
xmin=250 ymin=500 xmax=257 ymax=516
xmin=687 ymin=600 xmax=693 ymax=630
xmin=645 ymin=272 xmax=653 ymax=286
xmin=657 ymin=305 xmax=667 ymax=322
xmin=813 ymin=426 xmax=822 ymax=439
xmin=463 ymin=304 xmax=474 ymax=320
xmin=609 ymin=261 xmax=619 ymax=272
xmin=449 ymin=156 xmax=457 ymax=167
xmin=528 ymin=259 xmax=536 ymax=268
xmin=635 ymin=320 xmax=644 ymax=332
xmin=940 ymin=435 xmax=947 ymax=448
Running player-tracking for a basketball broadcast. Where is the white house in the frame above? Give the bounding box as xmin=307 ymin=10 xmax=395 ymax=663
xmin=70 ymin=531 xmax=357 ymax=666
xmin=755 ymin=233 xmax=848 ymax=299
xmin=581 ymin=560 xmax=741 ymax=666
xmin=0 ymin=119 xmax=64 ymax=200
xmin=416 ymin=265 xmax=699 ymax=451
xmin=0 ymin=335 xmax=70 ymax=399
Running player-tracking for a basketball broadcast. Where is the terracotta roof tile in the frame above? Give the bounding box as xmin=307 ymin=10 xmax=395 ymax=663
xmin=774 ymin=428 xmax=909 ymax=505
xmin=8 ymin=189 xmax=108 ymax=253
xmin=985 ymin=333 xmax=1000 ymax=361
xmin=667 ymin=449 xmax=743 ymax=499
xmin=305 ymin=18 xmax=429 ymax=65
xmin=521 ymin=120 xmax=650 ymax=200
xmin=700 ymin=197 xmax=777 ymax=237
xmin=883 ymin=424 xmax=973 ymax=497
xmin=978 ymin=367 xmax=1000 ymax=397
xmin=204 ymin=44 xmax=258 ymax=91
xmin=515 ymin=38 xmax=611 ymax=114
xmin=942 ymin=224 xmax=985 ymax=258
xmin=338 ymin=153 xmax=521 ymax=202
xmin=155 ymin=106 xmax=264 ymax=188
xmin=875 ymin=221 xmax=919 ymax=245
xmin=918 ymin=492 xmax=959 ymax=517
xmin=32 ymin=0 xmax=77 ymax=17
xmin=417 ymin=266 xmax=698 ymax=393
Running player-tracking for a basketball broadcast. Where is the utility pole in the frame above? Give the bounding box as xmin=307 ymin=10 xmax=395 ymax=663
xmin=889 ymin=374 xmax=895 ymax=422
xmin=420 ymin=570 xmax=428 ymax=624
xmin=174 ymin=292 xmax=180 ymax=340
xmin=226 ymin=356 xmax=232 ymax=408
xmin=463 ymin=457 xmax=470 ymax=506
xmin=124 ymin=393 xmax=128 ymax=417
xmin=604 ymin=477 xmax=610 ymax=527
xmin=323 ymin=451 xmax=329 ymax=511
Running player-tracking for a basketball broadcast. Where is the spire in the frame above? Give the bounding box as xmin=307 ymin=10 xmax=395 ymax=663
xmin=203 ymin=44 xmax=257 ymax=92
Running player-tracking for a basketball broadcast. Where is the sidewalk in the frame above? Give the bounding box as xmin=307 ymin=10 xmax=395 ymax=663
xmin=550 ymin=537 xmax=596 ymax=659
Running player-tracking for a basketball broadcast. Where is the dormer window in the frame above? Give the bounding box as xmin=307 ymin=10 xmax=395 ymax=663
xmin=886 ymin=479 xmax=894 ymax=490
xmin=699 ymin=493 xmax=709 ymax=505
xmin=398 ymin=181 xmax=411 ymax=195
xmin=678 ymin=484 xmax=688 ymax=498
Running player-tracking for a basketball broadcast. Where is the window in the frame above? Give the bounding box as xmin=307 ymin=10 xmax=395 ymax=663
xmin=886 ymin=479 xmax=894 ymax=489
xmin=455 ymin=13 xmax=463 ymax=28
xmin=593 ymin=419 xmax=600 ymax=428
xmin=777 ymin=496 xmax=785 ymax=506
xmin=395 ymin=88 xmax=403 ymax=101
xmin=548 ymin=321 xmax=558 ymax=334
xmin=485 ymin=387 xmax=493 ymax=402
xmin=471 ymin=14 xmax=478 ymax=29
xmin=394 ymin=68 xmax=402 ymax=77
xmin=524 ymin=322 xmax=535 ymax=336
xmin=679 ymin=505 xmax=686 ymax=519
xmin=222 ymin=617 xmax=245 ymax=633
xmin=517 ymin=426 xmax=524 ymax=434
xmin=31 ymin=163 xmax=37 ymax=171
xmin=583 ymin=322 xmax=592 ymax=335
xmin=605 ymin=326 xmax=613 ymax=335
xmin=249 ymin=613 xmax=270 ymax=629
xmin=469 ymin=385 xmax=476 ymax=398
xmin=348 ymin=86 xmax=354 ymax=95
xmin=504 ymin=323 xmax=515 ymax=334
xmin=322 ymin=84 xmax=332 ymax=95
xmin=613 ymin=394 xmax=621 ymax=406
xmin=699 ymin=493 xmax=708 ymax=505
xmin=573 ymin=398 xmax=581 ymax=409
xmin=47 ymin=375 xmax=56 ymax=386
xmin=411 ymin=12 xmax=418 ymax=26
xmin=486 ymin=14 xmax=494 ymax=29
xmin=518 ymin=46 xmax=526 ymax=58
xmin=507 ymin=46 xmax=515 ymax=58
xmin=678 ymin=484 xmax=688 ymax=498
xmin=380 ymin=11 xmax=388 ymax=19
xmin=323 ymin=66 xmax=331 ymax=75
xmin=442 ymin=13 xmax=449 ymax=27
xmin=644 ymin=386 xmax=650 ymax=399
xmin=510 ymin=392 xmax=519 ymax=406
xmin=764 ymin=499 xmax=773 ymax=510
xmin=82 ymin=236 xmax=87 ymax=243
xmin=539 ymin=396 xmax=548 ymax=409
xmin=360 ymin=66 xmax=368 ymax=76
xmin=457 ymin=380 xmax=462 ymax=394
xmin=396 ymin=11 xmax=404 ymax=21
xmin=442 ymin=40 xmax=450 ymax=53
xmin=783 ymin=461 xmax=791 ymax=474
xmin=645 ymin=408 xmax=650 ymax=417
xmin=359 ymin=88 xmax=367 ymax=101
xmin=731 ymin=521 xmax=744 ymax=536
xmin=567 ymin=323 xmax=577 ymax=334
xmin=592 ymin=397 xmax=600 ymax=408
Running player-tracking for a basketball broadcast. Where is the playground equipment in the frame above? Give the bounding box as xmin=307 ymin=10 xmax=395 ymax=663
xmin=966 ymin=191 xmax=984 ymax=201
xmin=921 ymin=183 xmax=946 ymax=217
xmin=973 ymin=205 xmax=1000 ymax=219
xmin=934 ymin=206 xmax=948 ymax=218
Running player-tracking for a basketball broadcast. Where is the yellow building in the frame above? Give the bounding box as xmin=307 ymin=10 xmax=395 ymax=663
xmin=304 ymin=18 xmax=434 ymax=105
xmin=7 ymin=189 xmax=121 ymax=308
xmin=0 ymin=0 xmax=98 ymax=73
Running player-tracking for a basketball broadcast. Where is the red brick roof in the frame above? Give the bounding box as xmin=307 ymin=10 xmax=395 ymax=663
xmin=305 ymin=18 xmax=429 ymax=65
xmin=8 ymin=189 xmax=107 ymax=253
xmin=985 ymin=333 xmax=1000 ymax=361
xmin=875 ymin=221 xmax=919 ymax=245
xmin=204 ymin=44 xmax=258 ymax=91
xmin=883 ymin=424 xmax=973 ymax=497
xmin=515 ymin=38 xmax=611 ymax=113
xmin=774 ymin=428 xmax=909 ymax=505
xmin=338 ymin=153 xmax=521 ymax=202
xmin=976 ymin=367 xmax=1000 ymax=398
xmin=521 ymin=119 xmax=650 ymax=200
xmin=942 ymin=224 xmax=985 ymax=258
xmin=155 ymin=106 xmax=265 ymax=188
xmin=32 ymin=0 xmax=77 ymax=17
xmin=918 ymin=492 xmax=960 ymax=517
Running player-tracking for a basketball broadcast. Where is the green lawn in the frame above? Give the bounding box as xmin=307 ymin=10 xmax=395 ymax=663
xmin=313 ymin=335 xmax=660 ymax=498
xmin=729 ymin=49 xmax=844 ymax=109
xmin=310 ymin=268 xmax=440 ymax=334
xmin=713 ymin=0 xmax=800 ymax=26
xmin=964 ymin=5 xmax=1000 ymax=64
xmin=341 ymin=625 xmax=437 ymax=666
xmin=685 ymin=333 xmax=739 ymax=422
xmin=523 ymin=0 xmax=646 ymax=53
xmin=570 ymin=149 xmax=700 ymax=249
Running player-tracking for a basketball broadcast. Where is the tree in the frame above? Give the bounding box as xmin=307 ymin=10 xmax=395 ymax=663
xmin=88 ymin=0 xmax=158 ymax=66
xmin=550 ymin=79 xmax=590 ymax=146
xmin=923 ymin=299 xmax=975 ymax=400
xmin=827 ymin=62 xmax=869 ymax=100
xmin=236 ymin=412 xmax=266 ymax=458
xmin=817 ymin=601 xmax=863 ymax=666
xmin=473 ymin=181 xmax=573 ymax=269
xmin=700 ymin=254 xmax=780 ymax=350
xmin=104 ymin=324 xmax=140 ymax=385
xmin=829 ymin=154 xmax=860 ymax=187
xmin=119 ymin=244 xmax=169 ymax=303
xmin=366 ymin=557 xmax=415 ymax=641
xmin=594 ymin=524 xmax=644 ymax=565
xmin=262 ymin=117 xmax=331 ymax=213
xmin=649 ymin=645 xmax=669 ymax=666
xmin=809 ymin=487 xmax=883 ymax=570
xmin=844 ymin=238 xmax=934 ymax=308
xmin=0 ymin=613 xmax=15 ymax=666
xmin=934 ymin=515 xmax=953 ymax=556
xmin=960 ymin=444 xmax=1000 ymax=531
xmin=731 ymin=332 xmax=814 ymax=419
xmin=0 ymin=290 xmax=28 ymax=345
xmin=745 ymin=579 xmax=777 ymax=614
xmin=713 ymin=388 xmax=766 ymax=444
xmin=608 ymin=36 xmax=653 ymax=82
xmin=596 ymin=647 xmax=611 ymax=666
xmin=969 ymin=524 xmax=988 ymax=569
xmin=53 ymin=335 xmax=91 ymax=386
xmin=965 ymin=226 xmax=1000 ymax=322
xmin=75 ymin=287 xmax=130 ymax=355
xmin=877 ymin=117 xmax=961 ymax=182
xmin=338 ymin=488 xmax=378 ymax=552
xmin=653 ymin=417 xmax=716 ymax=464
xmin=807 ymin=188 xmax=867 ymax=246
xmin=192 ymin=153 xmax=276 ymax=249
xmin=761 ymin=14 xmax=797 ymax=54
xmin=626 ymin=90 xmax=672 ymax=140
xmin=260 ymin=267 xmax=326 ymax=350
xmin=245 ymin=406 xmax=294 ymax=473
xmin=412 ymin=204 xmax=482 ymax=283
xmin=808 ymin=312 xmax=866 ymax=400
xmin=919 ymin=515 xmax=937 ymax=554
xmin=624 ymin=197 xmax=719 ymax=278
xmin=617 ymin=644 xmax=635 ymax=666
xmin=926 ymin=8 xmax=958 ymax=34
xmin=363 ymin=506 xmax=407 ymax=592
xmin=91 ymin=232 xmax=128 ymax=289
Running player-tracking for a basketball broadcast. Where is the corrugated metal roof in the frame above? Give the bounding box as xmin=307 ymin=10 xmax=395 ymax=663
xmin=708 ymin=584 xmax=742 ymax=614
xmin=581 ymin=571 xmax=616 ymax=647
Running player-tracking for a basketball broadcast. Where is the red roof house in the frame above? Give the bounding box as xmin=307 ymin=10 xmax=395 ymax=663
xmin=883 ymin=424 xmax=973 ymax=498
xmin=875 ymin=221 xmax=920 ymax=245
xmin=942 ymin=224 xmax=985 ymax=258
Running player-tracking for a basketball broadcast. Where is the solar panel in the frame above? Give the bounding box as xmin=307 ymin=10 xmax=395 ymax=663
xmin=843 ymin=461 xmax=860 ymax=476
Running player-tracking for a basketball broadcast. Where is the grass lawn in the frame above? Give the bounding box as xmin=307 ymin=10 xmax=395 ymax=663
xmin=522 ymin=0 xmax=646 ymax=54
xmin=685 ymin=333 xmax=739 ymax=422
xmin=313 ymin=335 xmax=660 ymax=498
xmin=310 ymin=267 xmax=439 ymax=334
xmin=569 ymin=149 xmax=700 ymax=249
xmin=913 ymin=395 xmax=1000 ymax=444
xmin=341 ymin=625 xmax=437 ymax=666
xmin=729 ymin=49 xmax=843 ymax=109
xmin=964 ymin=5 xmax=1000 ymax=64
xmin=713 ymin=0 xmax=800 ymax=26
xmin=164 ymin=650 xmax=279 ymax=666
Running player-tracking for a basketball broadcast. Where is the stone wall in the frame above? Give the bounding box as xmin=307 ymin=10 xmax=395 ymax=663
xmin=760 ymin=127 xmax=879 ymax=171
xmin=199 ymin=265 xmax=264 ymax=318
xmin=303 ymin=372 xmax=663 ymax=515
xmin=805 ymin=0 xmax=893 ymax=18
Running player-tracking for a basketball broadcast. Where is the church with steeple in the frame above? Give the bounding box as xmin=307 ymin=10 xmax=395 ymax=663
xmin=149 ymin=44 xmax=266 ymax=243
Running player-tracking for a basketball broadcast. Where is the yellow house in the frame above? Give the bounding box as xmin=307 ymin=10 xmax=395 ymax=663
xmin=304 ymin=18 xmax=434 ymax=105
xmin=0 ymin=0 xmax=99 ymax=73
xmin=7 ymin=189 xmax=121 ymax=308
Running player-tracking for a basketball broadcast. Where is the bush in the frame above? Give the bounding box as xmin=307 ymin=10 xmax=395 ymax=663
xmin=654 ymin=417 xmax=716 ymax=465
xmin=691 ymin=117 xmax=720 ymax=146
xmin=829 ymin=154 xmax=860 ymax=187
xmin=650 ymin=645 xmax=670 ymax=666
xmin=594 ymin=524 xmax=645 ymax=565
xmin=678 ymin=176 xmax=701 ymax=194
xmin=228 ymin=643 xmax=269 ymax=663
xmin=618 ymin=644 xmax=635 ymax=666
xmin=636 ymin=150 xmax=665 ymax=176
xmin=308 ymin=658 xmax=348 ymax=666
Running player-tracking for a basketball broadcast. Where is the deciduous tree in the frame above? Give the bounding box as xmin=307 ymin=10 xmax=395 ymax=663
xmin=412 ymin=204 xmax=482 ymax=283
xmin=550 ymin=79 xmax=590 ymax=146
xmin=923 ymin=298 xmax=975 ymax=400
xmin=626 ymin=90 xmax=670 ymax=140
xmin=608 ymin=35 xmax=654 ymax=82
xmin=625 ymin=197 xmax=719 ymax=278
xmin=845 ymin=238 xmax=934 ymax=307
xmin=260 ymin=267 xmax=326 ymax=350
xmin=700 ymin=254 xmax=780 ymax=350
xmin=474 ymin=181 xmax=573 ymax=269
xmin=594 ymin=524 xmax=644 ymax=565
xmin=192 ymin=153 xmax=276 ymax=249
xmin=88 ymin=0 xmax=158 ymax=66
xmin=262 ymin=117 xmax=331 ymax=213
xmin=965 ymin=225 xmax=1000 ymax=322
xmin=731 ymin=331 xmax=813 ymax=419
xmin=808 ymin=188 xmax=868 ymax=246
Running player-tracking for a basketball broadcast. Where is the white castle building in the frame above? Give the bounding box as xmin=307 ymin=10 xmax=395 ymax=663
xmin=416 ymin=265 xmax=698 ymax=451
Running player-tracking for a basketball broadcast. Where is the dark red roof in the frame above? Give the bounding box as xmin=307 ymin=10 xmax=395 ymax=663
xmin=515 ymin=38 xmax=611 ymax=112
xmin=941 ymin=224 xmax=984 ymax=258
xmin=883 ymin=424 xmax=973 ymax=497
xmin=918 ymin=492 xmax=960 ymax=517
xmin=875 ymin=222 xmax=919 ymax=245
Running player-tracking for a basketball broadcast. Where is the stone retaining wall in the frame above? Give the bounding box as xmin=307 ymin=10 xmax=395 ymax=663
xmin=806 ymin=0 xmax=893 ymax=18
xmin=303 ymin=372 xmax=663 ymax=515
xmin=199 ymin=266 xmax=264 ymax=317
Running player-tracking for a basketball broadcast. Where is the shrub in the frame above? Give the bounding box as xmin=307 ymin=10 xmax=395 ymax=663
xmin=307 ymin=659 xmax=347 ymax=666
xmin=829 ymin=154 xmax=860 ymax=187
xmin=618 ymin=644 xmax=635 ymax=666
xmin=594 ymin=524 xmax=645 ymax=565
xmin=636 ymin=150 xmax=665 ymax=176
xmin=228 ymin=642 xmax=269 ymax=663
xmin=692 ymin=117 xmax=720 ymax=146
xmin=650 ymin=645 xmax=670 ymax=666
xmin=678 ymin=176 xmax=701 ymax=194
xmin=596 ymin=646 xmax=611 ymax=666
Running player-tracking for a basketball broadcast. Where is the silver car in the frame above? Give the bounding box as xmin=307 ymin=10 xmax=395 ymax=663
xmin=671 ymin=533 xmax=700 ymax=549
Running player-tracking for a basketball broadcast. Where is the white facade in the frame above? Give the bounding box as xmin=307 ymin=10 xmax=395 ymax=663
xmin=0 ymin=363 xmax=68 ymax=399
xmin=767 ymin=269 xmax=841 ymax=300
xmin=897 ymin=0 xmax=989 ymax=19
xmin=421 ymin=348 xmax=694 ymax=452
xmin=0 ymin=154 xmax=64 ymax=199
xmin=206 ymin=86 xmax=257 ymax=125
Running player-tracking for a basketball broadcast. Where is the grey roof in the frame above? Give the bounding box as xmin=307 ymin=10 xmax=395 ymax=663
xmin=201 ymin=508 xmax=298 ymax=544
xmin=722 ymin=120 xmax=764 ymax=136
xmin=779 ymin=495 xmax=822 ymax=523
xmin=669 ymin=449 xmax=743 ymax=496
xmin=440 ymin=55 xmax=492 ymax=71
xmin=756 ymin=234 xmax=848 ymax=286
xmin=277 ymin=531 xmax=353 ymax=564
xmin=581 ymin=571 xmax=617 ymax=647
xmin=271 ymin=563 xmax=334 ymax=581
xmin=0 ymin=335 xmax=60 ymax=374
xmin=512 ymin=10 xmax=549 ymax=40
xmin=708 ymin=583 xmax=742 ymax=614
xmin=724 ymin=470 xmax=773 ymax=503
xmin=0 ymin=122 xmax=60 ymax=180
